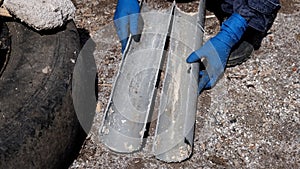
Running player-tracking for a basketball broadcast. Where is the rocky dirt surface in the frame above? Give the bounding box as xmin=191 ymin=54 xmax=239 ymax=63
xmin=70 ymin=0 xmax=299 ymax=168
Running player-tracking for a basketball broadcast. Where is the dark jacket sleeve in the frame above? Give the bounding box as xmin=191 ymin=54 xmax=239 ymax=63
xmin=221 ymin=0 xmax=281 ymax=32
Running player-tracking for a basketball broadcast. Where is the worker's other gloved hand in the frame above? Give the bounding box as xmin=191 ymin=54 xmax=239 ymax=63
xmin=186 ymin=13 xmax=248 ymax=93
xmin=114 ymin=0 xmax=141 ymax=52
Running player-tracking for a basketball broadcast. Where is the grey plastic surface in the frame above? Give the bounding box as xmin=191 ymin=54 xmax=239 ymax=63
xmin=153 ymin=1 xmax=206 ymax=162
xmin=99 ymin=4 xmax=174 ymax=153
xmin=72 ymin=38 xmax=97 ymax=134
xmin=99 ymin=1 xmax=206 ymax=160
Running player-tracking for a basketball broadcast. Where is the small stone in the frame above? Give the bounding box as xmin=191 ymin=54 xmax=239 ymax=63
xmin=42 ymin=66 xmax=51 ymax=74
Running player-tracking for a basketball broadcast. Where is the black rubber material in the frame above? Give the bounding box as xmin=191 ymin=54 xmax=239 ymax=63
xmin=0 ymin=21 xmax=86 ymax=169
xmin=0 ymin=21 xmax=10 ymax=75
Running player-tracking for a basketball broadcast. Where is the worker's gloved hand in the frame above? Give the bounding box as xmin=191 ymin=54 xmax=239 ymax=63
xmin=186 ymin=13 xmax=248 ymax=93
xmin=114 ymin=0 xmax=141 ymax=52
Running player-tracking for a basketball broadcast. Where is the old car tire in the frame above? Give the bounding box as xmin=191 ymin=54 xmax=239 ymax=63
xmin=0 ymin=20 xmax=85 ymax=168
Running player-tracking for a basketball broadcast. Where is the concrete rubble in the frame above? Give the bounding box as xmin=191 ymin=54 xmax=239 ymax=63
xmin=3 ymin=0 xmax=75 ymax=30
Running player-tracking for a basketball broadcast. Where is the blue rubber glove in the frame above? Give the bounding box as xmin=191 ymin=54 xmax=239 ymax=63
xmin=114 ymin=0 xmax=141 ymax=52
xmin=186 ymin=13 xmax=248 ymax=93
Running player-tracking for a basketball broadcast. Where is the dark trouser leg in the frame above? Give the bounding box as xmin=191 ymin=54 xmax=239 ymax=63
xmin=206 ymin=0 xmax=230 ymax=24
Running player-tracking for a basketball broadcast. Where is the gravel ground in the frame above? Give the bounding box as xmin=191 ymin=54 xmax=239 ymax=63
xmin=70 ymin=0 xmax=299 ymax=168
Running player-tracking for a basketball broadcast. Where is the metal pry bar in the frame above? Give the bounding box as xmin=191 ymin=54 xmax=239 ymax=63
xmin=153 ymin=0 xmax=206 ymax=162
xmin=99 ymin=3 xmax=175 ymax=153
